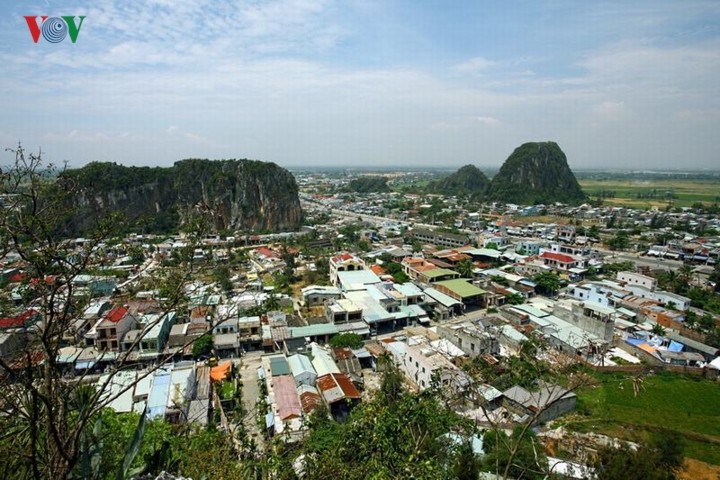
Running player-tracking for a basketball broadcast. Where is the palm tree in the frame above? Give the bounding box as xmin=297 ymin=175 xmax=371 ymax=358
xmin=650 ymin=323 xmax=666 ymax=337
xmin=678 ymin=264 xmax=694 ymax=289
xmin=456 ymin=259 xmax=475 ymax=278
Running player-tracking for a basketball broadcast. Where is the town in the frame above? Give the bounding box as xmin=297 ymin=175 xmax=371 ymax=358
xmin=2 ymin=164 xmax=719 ymax=479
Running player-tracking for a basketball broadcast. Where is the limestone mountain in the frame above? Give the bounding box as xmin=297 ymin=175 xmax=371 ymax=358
xmin=428 ymin=164 xmax=489 ymax=195
xmin=485 ymin=142 xmax=586 ymax=205
xmin=63 ymin=159 xmax=302 ymax=234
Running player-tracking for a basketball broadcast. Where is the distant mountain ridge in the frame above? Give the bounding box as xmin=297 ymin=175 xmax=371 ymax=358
xmin=63 ymin=159 xmax=302 ymax=234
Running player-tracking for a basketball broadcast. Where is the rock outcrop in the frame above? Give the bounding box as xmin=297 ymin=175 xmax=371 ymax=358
xmin=485 ymin=142 xmax=585 ymax=205
xmin=64 ymin=159 xmax=302 ymax=234
xmin=428 ymin=164 xmax=489 ymax=195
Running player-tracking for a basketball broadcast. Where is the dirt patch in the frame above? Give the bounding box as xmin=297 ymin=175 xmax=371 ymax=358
xmin=678 ymin=458 xmax=720 ymax=480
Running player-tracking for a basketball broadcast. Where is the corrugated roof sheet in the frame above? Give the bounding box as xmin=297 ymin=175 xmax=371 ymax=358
xmin=316 ymin=373 xmax=361 ymax=404
xmin=270 ymin=356 xmax=291 ymax=376
xmin=273 ymin=375 xmax=302 ymax=420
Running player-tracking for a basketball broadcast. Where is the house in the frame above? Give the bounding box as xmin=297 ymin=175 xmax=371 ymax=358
xmin=95 ymin=306 xmax=136 ymax=352
xmin=0 ymin=309 xmax=40 ymax=330
xmin=133 ymin=312 xmax=176 ymax=359
xmin=433 ymin=279 xmax=487 ymax=308
xmin=72 ymin=275 xmax=117 ymax=297
xmin=539 ymin=251 xmax=582 ymax=271
xmin=411 ymin=228 xmax=471 ymax=248
xmin=301 ymin=285 xmax=342 ymax=307
xmin=436 ymin=323 xmax=500 ymax=358
xmin=316 ymin=372 xmax=361 ymax=420
xmin=617 ymin=271 xmax=657 ymax=290
xmin=502 ymin=383 xmax=577 ymax=424
xmin=325 ymin=299 xmax=363 ymax=324
xmin=330 ymin=253 xmax=366 ymax=287
xmin=238 ymin=316 xmax=262 ymax=350
xmin=272 ymin=375 xmax=303 ymax=427
xmin=288 ymin=354 xmax=317 ymax=387
xmin=386 ymin=340 xmax=469 ymax=392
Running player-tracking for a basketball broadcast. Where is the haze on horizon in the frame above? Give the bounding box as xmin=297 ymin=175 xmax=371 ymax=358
xmin=1 ymin=1 xmax=719 ymax=171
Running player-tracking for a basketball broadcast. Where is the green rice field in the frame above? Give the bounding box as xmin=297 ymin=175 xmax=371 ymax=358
xmin=579 ymin=179 xmax=720 ymax=209
xmin=565 ymin=372 xmax=720 ymax=465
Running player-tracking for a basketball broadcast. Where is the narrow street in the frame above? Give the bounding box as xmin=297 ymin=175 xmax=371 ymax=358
xmin=237 ymin=351 xmax=264 ymax=447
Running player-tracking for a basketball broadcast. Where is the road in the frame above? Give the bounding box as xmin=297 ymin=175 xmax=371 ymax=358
xmin=237 ymin=351 xmax=264 ymax=446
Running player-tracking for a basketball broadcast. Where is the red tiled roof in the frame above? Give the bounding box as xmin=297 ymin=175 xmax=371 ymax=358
xmin=370 ymin=264 xmax=385 ymax=275
xmin=256 ymin=247 xmax=277 ymax=258
xmin=105 ymin=306 xmax=128 ymax=323
xmin=332 ymin=253 xmax=354 ymax=262
xmin=8 ymin=272 xmax=25 ymax=283
xmin=0 ymin=309 xmax=38 ymax=329
xmin=540 ymin=252 xmax=576 ymax=264
xmin=0 ymin=308 xmax=38 ymax=328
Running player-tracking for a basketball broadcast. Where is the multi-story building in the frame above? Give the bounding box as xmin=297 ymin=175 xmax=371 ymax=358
xmin=329 ymin=253 xmax=366 ymax=287
xmin=95 ymin=306 xmax=136 ymax=352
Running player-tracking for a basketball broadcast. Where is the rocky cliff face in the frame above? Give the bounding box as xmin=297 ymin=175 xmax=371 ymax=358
xmin=485 ymin=142 xmax=585 ymax=205
xmin=64 ymin=159 xmax=302 ymax=234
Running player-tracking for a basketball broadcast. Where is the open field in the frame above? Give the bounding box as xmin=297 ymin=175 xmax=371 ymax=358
xmin=579 ymin=179 xmax=720 ymax=209
xmin=565 ymin=372 xmax=720 ymax=465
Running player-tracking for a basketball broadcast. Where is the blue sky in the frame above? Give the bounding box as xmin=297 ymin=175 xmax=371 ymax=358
xmin=1 ymin=0 xmax=719 ymax=170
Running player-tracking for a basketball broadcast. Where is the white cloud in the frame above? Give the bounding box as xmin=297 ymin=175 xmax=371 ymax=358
xmin=476 ymin=116 xmax=502 ymax=126
xmin=454 ymin=56 xmax=495 ymax=74
xmin=592 ymin=101 xmax=626 ymax=120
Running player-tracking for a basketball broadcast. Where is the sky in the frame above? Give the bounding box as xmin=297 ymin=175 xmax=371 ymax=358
xmin=0 ymin=0 xmax=719 ymax=170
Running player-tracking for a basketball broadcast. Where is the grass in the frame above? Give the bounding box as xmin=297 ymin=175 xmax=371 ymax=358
xmin=565 ymin=371 xmax=720 ymax=465
xmin=579 ymin=179 xmax=720 ymax=208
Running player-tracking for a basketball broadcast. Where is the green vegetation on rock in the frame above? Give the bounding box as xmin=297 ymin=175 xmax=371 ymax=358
xmin=345 ymin=175 xmax=390 ymax=193
xmin=485 ymin=142 xmax=586 ymax=205
xmin=63 ymin=158 xmax=302 ymax=235
xmin=427 ymin=164 xmax=489 ymax=195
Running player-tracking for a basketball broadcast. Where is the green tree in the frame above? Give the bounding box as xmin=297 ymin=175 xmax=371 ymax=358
xmin=533 ymin=271 xmax=561 ymax=296
xmin=505 ymin=292 xmax=525 ymax=305
xmin=483 ymin=426 xmax=548 ymax=480
xmin=608 ymin=231 xmax=630 ymax=251
xmin=650 ymin=323 xmax=666 ymax=337
xmin=708 ymin=261 xmax=720 ymax=292
xmin=329 ymin=333 xmax=364 ymax=350
xmin=453 ymin=440 xmax=481 ymax=480
xmin=593 ymin=431 xmax=683 ymax=480
xmin=384 ymin=261 xmax=410 ymax=283
xmin=456 ymin=259 xmax=475 ymax=278
xmin=213 ymin=265 xmax=233 ymax=293
xmin=192 ymin=334 xmax=214 ymax=359
xmin=0 ymin=145 xmax=214 ymax=478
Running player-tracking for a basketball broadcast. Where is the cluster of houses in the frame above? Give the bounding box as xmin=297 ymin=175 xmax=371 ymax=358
xmin=2 ymin=200 xmax=720 ymax=433
xmin=260 ymin=342 xmax=364 ymax=437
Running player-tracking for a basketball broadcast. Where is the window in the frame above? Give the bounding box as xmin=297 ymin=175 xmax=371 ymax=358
xmin=111 ymin=341 xmax=118 ymax=349
xmin=422 ymin=367 xmax=426 ymax=374
xmin=471 ymin=343 xmax=475 ymax=352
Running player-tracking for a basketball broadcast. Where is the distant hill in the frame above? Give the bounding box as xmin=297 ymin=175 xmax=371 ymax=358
xmin=63 ymin=159 xmax=302 ymax=234
xmin=427 ymin=164 xmax=489 ymax=195
xmin=485 ymin=142 xmax=586 ymax=205
xmin=345 ymin=176 xmax=390 ymax=193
